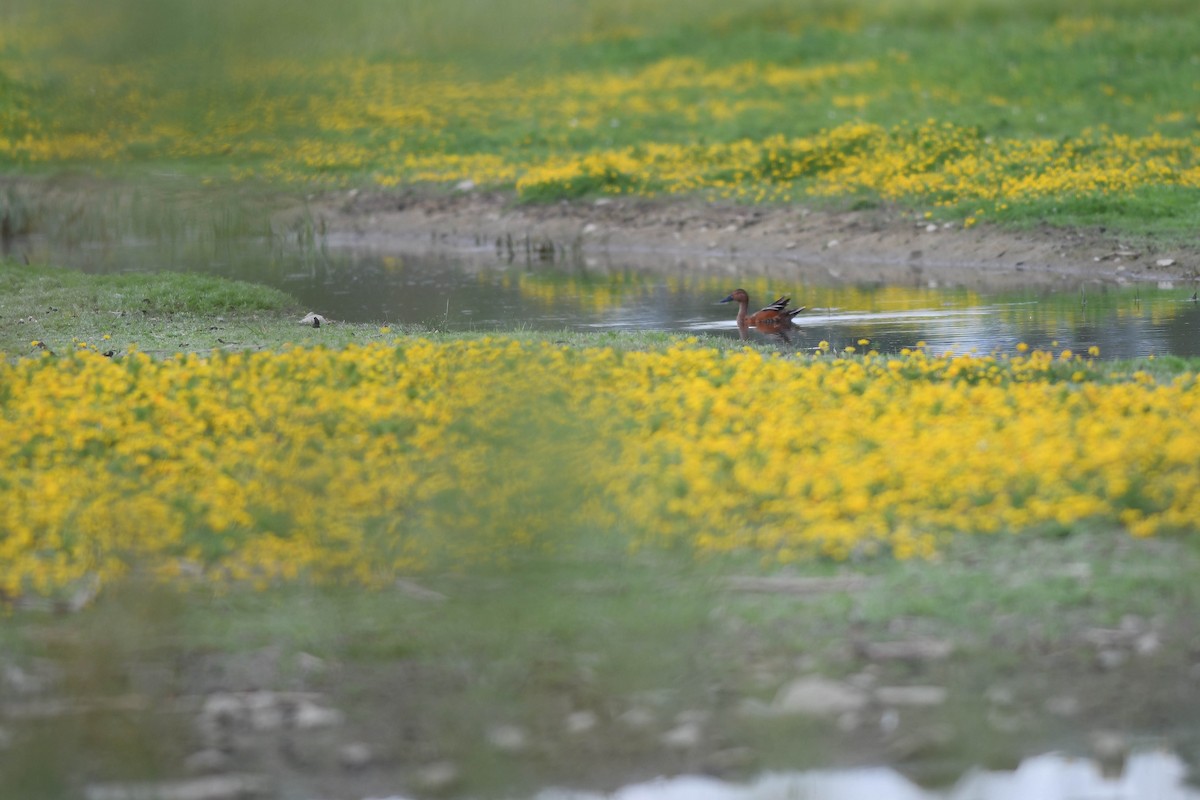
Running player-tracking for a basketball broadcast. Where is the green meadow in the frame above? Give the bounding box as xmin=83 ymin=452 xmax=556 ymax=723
xmin=3 ymin=2 xmax=1200 ymax=797
xmin=1 ymin=0 xmax=1199 ymax=234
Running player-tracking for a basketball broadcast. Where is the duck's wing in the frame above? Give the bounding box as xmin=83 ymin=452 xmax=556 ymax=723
xmin=783 ymin=306 xmax=807 ymax=320
xmin=760 ymin=296 xmax=791 ymax=314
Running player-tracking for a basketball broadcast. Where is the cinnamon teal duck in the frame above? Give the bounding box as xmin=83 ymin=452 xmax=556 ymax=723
xmin=719 ymin=289 xmax=806 ymax=343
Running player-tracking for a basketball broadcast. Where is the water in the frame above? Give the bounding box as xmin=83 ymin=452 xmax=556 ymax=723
xmin=537 ymin=751 xmax=1196 ymax=800
xmin=31 ymin=235 xmax=1200 ymax=359
xmin=293 ymin=252 xmax=1197 ymax=359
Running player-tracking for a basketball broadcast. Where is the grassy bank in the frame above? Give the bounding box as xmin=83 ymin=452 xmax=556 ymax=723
xmin=2 ymin=0 xmax=1199 ymax=236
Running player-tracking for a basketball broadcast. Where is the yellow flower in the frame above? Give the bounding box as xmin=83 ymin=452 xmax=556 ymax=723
xmin=1 ymin=337 xmax=1198 ymax=596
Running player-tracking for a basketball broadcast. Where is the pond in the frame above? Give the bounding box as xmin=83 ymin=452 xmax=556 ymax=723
xmin=26 ymin=233 xmax=1200 ymax=359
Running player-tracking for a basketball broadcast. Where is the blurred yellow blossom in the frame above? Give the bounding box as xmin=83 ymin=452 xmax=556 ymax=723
xmin=1 ymin=340 xmax=1197 ymax=599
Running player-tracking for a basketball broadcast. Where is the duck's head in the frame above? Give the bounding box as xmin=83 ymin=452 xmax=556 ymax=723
xmin=719 ymin=289 xmax=749 ymax=304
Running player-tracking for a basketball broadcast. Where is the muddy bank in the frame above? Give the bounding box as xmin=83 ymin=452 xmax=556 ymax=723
xmin=297 ymin=189 xmax=1200 ymax=289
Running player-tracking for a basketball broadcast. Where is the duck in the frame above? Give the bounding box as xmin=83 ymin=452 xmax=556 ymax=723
xmin=719 ymin=289 xmax=806 ymax=343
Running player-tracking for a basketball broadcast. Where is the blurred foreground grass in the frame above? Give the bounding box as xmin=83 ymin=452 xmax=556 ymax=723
xmin=3 ymin=531 xmax=1199 ymax=798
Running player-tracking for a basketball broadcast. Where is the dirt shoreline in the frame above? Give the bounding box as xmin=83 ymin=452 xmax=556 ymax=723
xmin=300 ymin=189 xmax=1199 ymax=289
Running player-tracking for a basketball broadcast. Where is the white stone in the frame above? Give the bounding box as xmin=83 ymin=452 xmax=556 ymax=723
xmin=1045 ymin=695 xmax=1080 ymax=717
xmin=566 ymin=710 xmax=598 ymax=734
xmin=3 ymin=664 xmax=45 ymax=696
xmin=1098 ymin=649 xmax=1128 ymax=670
xmin=201 ymin=692 xmax=244 ymax=721
xmin=295 ymin=652 xmax=327 ymax=676
xmin=1089 ymin=729 xmax=1128 ymax=762
xmin=245 ymin=691 xmax=284 ymax=731
xmin=487 ymin=724 xmax=528 ymax=753
xmin=338 ymin=741 xmax=372 ymax=769
xmin=1136 ymin=632 xmax=1162 ymax=656
xmin=415 ymin=761 xmax=460 ymax=793
xmin=660 ymin=721 xmax=703 ymax=749
xmin=293 ymin=699 xmax=345 ymax=729
xmin=772 ymin=676 xmax=868 ymax=717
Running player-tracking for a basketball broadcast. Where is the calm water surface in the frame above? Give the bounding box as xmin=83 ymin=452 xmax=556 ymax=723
xmin=23 ymin=235 xmax=1200 ymax=357
xmin=42 ymin=236 xmax=1200 ymax=359
xmin=540 ymin=751 xmax=1196 ymax=800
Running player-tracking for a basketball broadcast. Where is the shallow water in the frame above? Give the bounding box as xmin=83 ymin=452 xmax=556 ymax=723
xmin=31 ymin=235 xmax=1200 ymax=359
xmin=290 ymin=252 xmax=1198 ymax=359
xmin=538 ymin=751 xmax=1195 ymax=800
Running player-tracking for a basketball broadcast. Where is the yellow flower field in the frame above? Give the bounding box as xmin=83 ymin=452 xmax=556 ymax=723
xmin=2 ymin=339 xmax=1197 ymax=598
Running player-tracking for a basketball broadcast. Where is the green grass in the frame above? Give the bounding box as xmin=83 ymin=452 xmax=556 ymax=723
xmin=3 ymin=0 xmax=1200 ymax=236
xmin=0 ymin=260 xmax=304 ymax=357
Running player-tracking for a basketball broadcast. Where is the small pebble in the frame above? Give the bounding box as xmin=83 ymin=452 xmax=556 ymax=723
xmin=338 ymin=742 xmax=373 ymax=770
xmin=416 ymin=761 xmax=460 ymax=793
xmin=566 ymin=710 xmax=598 ymax=734
xmin=486 ymin=724 xmax=528 ymax=753
xmin=660 ymin=721 xmax=703 ymax=750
